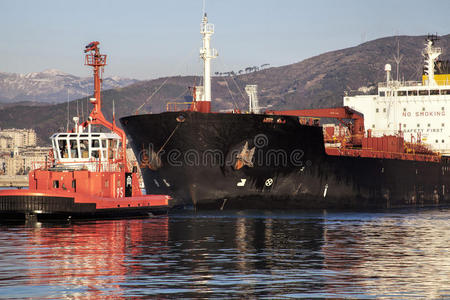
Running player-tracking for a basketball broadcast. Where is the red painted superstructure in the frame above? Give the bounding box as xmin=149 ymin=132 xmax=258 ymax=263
xmin=266 ymin=107 xmax=440 ymax=162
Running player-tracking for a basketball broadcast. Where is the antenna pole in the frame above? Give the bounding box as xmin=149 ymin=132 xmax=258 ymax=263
xmin=66 ymin=89 xmax=69 ymax=131
xmin=84 ymin=41 xmax=107 ymax=117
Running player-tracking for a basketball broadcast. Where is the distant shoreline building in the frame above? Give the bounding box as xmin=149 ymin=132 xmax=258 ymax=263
xmin=0 ymin=128 xmax=49 ymax=177
xmin=0 ymin=128 xmax=37 ymax=149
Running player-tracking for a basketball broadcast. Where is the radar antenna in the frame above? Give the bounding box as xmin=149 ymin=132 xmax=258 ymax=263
xmin=423 ymin=34 xmax=442 ymax=86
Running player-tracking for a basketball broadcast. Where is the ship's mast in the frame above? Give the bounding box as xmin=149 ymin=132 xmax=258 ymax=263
xmin=83 ymin=41 xmax=129 ymax=171
xmin=198 ymin=13 xmax=217 ymax=112
xmin=423 ymin=36 xmax=442 ymax=86
xmin=85 ymin=41 xmax=106 ymax=117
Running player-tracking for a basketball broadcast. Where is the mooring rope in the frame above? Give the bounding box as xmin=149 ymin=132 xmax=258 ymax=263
xmin=157 ymin=123 xmax=181 ymax=154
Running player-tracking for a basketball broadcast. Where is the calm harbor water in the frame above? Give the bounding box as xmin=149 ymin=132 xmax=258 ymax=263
xmin=0 ymin=209 xmax=449 ymax=299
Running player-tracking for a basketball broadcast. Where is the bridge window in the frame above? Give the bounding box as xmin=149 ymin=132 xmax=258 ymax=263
xmin=430 ymin=90 xmax=439 ymax=95
xmin=380 ymin=91 xmax=385 ymax=96
xmin=442 ymin=90 xmax=450 ymax=95
xmin=419 ymin=90 xmax=429 ymax=96
xmin=58 ymin=140 xmax=68 ymax=158
xmin=69 ymin=139 xmax=79 ymax=159
xmin=80 ymin=140 xmax=89 ymax=158
xmin=376 ymin=108 xmax=379 ymax=113
xmin=92 ymin=139 xmax=100 ymax=148
xmin=397 ymin=91 xmax=407 ymax=96
xmin=108 ymin=139 xmax=118 ymax=159
xmin=92 ymin=150 xmax=99 ymax=159
xmin=408 ymin=90 xmax=418 ymax=96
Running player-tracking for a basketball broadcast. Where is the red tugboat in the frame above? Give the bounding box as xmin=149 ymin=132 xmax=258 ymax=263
xmin=0 ymin=42 xmax=171 ymax=220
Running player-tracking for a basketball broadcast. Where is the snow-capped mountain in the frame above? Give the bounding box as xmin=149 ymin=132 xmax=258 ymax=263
xmin=0 ymin=69 xmax=138 ymax=103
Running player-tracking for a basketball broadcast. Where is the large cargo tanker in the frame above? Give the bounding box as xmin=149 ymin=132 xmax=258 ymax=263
xmin=121 ymin=15 xmax=450 ymax=210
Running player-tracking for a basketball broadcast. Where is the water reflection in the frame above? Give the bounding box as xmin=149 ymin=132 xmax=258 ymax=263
xmin=0 ymin=210 xmax=449 ymax=298
xmin=0 ymin=218 xmax=168 ymax=298
xmin=322 ymin=211 xmax=450 ymax=299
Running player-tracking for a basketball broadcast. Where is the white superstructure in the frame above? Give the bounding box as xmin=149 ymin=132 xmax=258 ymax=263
xmin=50 ymin=118 xmax=121 ymax=172
xmin=344 ymin=37 xmax=450 ymax=155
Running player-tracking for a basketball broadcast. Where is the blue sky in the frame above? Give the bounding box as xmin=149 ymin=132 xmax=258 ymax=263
xmin=0 ymin=0 xmax=449 ymax=79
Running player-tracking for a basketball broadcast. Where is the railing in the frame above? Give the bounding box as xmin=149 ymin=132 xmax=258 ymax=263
xmin=378 ymin=79 xmax=450 ymax=88
xmin=166 ymin=102 xmax=192 ymax=112
xmin=32 ymin=160 xmax=51 ymax=171
xmin=32 ymin=159 xmax=124 ymax=173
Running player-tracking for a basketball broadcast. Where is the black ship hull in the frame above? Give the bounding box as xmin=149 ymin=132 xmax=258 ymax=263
xmin=0 ymin=195 xmax=169 ymax=221
xmin=121 ymin=111 xmax=450 ymax=210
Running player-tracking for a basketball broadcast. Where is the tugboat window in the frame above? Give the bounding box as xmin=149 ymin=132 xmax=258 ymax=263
xmin=53 ymin=180 xmax=59 ymax=188
xmin=58 ymin=139 xmax=68 ymax=158
xmin=70 ymin=139 xmax=79 ymax=158
xmin=80 ymin=140 xmax=89 ymax=158
xmin=92 ymin=150 xmax=99 ymax=159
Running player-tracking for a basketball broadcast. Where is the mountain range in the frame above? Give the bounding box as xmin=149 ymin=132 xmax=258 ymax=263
xmin=0 ymin=69 xmax=138 ymax=104
xmin=0 ymin=34 xmax=449 ymax=145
